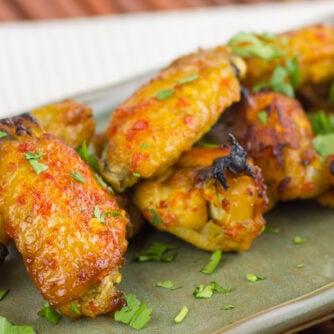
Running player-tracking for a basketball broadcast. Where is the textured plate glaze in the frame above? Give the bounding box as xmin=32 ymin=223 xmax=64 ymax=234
xmin=1 ymin=63 xmax=334 ymax=334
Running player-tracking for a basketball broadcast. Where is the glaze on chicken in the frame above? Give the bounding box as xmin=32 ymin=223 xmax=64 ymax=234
xmin=0 ymin=114 xmax=127 ymax=317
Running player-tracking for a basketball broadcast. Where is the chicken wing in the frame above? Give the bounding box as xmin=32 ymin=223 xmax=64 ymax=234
xmin=32 ymin=99 xmax=95 ymax=148
xmin=205 ymin=91 xmax=329 ymax=206
xmin=232 ymin=25 xmax=334 ymax=89
xmin=99 ymin=46 xmax=245 ymax=192
xmin=132 ymin=138 xmax=268 ymax=252
xmin=0 ymin=114 xmax=127 ymax=317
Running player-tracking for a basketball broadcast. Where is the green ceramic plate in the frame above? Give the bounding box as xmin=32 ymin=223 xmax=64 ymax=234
xmin=1 ymin=65 xmax=334 ymax=334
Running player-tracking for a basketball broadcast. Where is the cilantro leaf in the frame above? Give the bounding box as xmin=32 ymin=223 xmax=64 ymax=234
xmin=156 ymin=280 xmax=180 ymax=290
xmin=69 ymin=171 xmax=86 ymax=183
xmin=134 ymin=242 xmax=178 ymax=262
xmin=228 ymin=32 xmax=283 ymax=60
xmin=201 ymin=249 xmax=222 ymax=274
xmin=25 ymin=151 xmax=48 ymax=175
xmin=293 ymin=236 xmax=308 ymax=245
xmin=174 ymin=306 xmax=189 ymax=324
xmin=114 ymin=294 xmax=152 ymax=330
xmin=312 ymin=133 xmax=334 ymax=159
xmin=37 ymin=301 xmax=61 ymax=324
xmin=0 ymin=131 xmax=7 ymax=139
xmin=0 ymin=289 xmax=8 ymax=301
xmin=156 ymin=89 xmax=174 ymax=100
xmin=149 ymin=209 xmax=163 ymax=226
xmin=175 ymin=74 xmax=199 ymax=85
xmin=257 ymin=111 xmax=268 ymax=124
xmin=0 ymin=316 xmax=36 ymax=333
xmin=77 ymin=140 xmax=99 ymax=172
xmin=246 ymin=273 xmax=266 ymax=282
xmin=308 ymin=110 xmax=334 ymax=135
xmin=222 ymin=304 xmax=235 ymax=310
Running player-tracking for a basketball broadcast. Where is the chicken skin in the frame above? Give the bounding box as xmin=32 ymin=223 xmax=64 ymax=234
xmin=317 ymin=155 xmax=334 ymax=207
xmin=32 ymin=99 xmax=95 ymax=149
xmin=205 ymin=91 xmax=329 ymax=207
xmin=0 ymin=114 xmax=128 ymax=317
xmin=231 ymin=25 xmax=334 ymax=89
xmin=133 ymin=140 xmax=268 ymax=252
xmin=100 ymin=46 xmax=245 ymax=192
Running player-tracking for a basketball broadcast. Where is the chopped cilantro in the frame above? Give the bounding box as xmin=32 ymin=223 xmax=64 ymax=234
xmin=77 ymin=140 xmax=99 ymax=172
xmin=246 ymin=274 xmax=266 ymax=282
xmin=174 ymin=306 xmax=189 ymax=324
xmin=94 ymin=205 xmax=121 ymax=223
xmin=134 ymin=242 xmax=178 ymax=262
xmin=308 ymin=110 xmax=334 ymax=135
xmin=25 ymin=151 xmax=48 ymax=175
xmin=253 ymin=57 xmax=300 ymax=97
xmin=94 ymin=173 xmax=114 ymax=193
xmin=0 ymin=316 xmax=36 ymax=333
xmin=264 ymin=227 xmax=280 ymax=234
xmin=193 ymin=281 xmax=230 ymax=299
xmin=70 ymin=301 xmax=81 ymax=315
xmin=38 ymin=301 xmax=61 ymax=324
xmin=149 ymin=209 xmax=163 ymax=226
xmin=0 ymin=290 xmax=8 ymax=301
xmin=156 ymin=89 xmax=174 ymax=101
xmin=0 ymin=131 xmax=7 ymax=138
xmin=201 ymin=249 xmax=222 ymax=274
xmin=156 ymin=280 xmax=180 ymax=290
xmin=296 ymin=264 xmax=305 ymax=269
xmin=293 ymin=236 xmax=308 ymax=245
xmin=222 ymin=304 xmax=235 ymax=310
xmin=228 ymin=32 xmax=283 ymax=60
xmin=329 ymin=81 xmax=334 ymax=104
xmin=133 ymin=172 xmax=141 ymax=178
xmin=139 ymin=142 xmax=150 ymax=149
xmin=257 ymin=111 xmax=268 ymax=125
xmin=69 ymin=171 xmax=86 ymax=183
xmin=114 ymin=294 xmax=152 ymax=330
xmin=175 ymin=74 xmax=199 ymax=85
xmin=313 ymin=133 xmax=334 ymax=159
xmin=196 ymin=142 xmax=219 ymax=148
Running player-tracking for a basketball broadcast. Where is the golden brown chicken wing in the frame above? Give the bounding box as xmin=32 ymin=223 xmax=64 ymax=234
xmin=231 ymin=25 xmax=334 ymax=89
xmin=0 ymin=114 xmax=127 ymax=317
xmin=32 ymin=99 xmax=95 ymax=148
xmin=133 ymin=138 xmax=268 ymax=252
xmin=99 ymin=46 xmax=245 ymax=192
xmin=206 ymin=91 xmax=329 ymax=206
xmin=316 ymin=155 xmax=334 ymax=207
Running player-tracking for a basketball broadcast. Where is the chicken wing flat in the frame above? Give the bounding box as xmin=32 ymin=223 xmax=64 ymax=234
xmin=99 ymin=46 xmax=245 ymax=192
xmin=31 ymin=99 xmax=95 ymax=148
xmin=317 ymin=155 xmax=334 ymax=207
xmin=0 ymin=114 xmax=127 ymax=318
xmin=133 ymin=142 xmax=268 ymax=252
xmin=230 ymin=25 xmax=334 ymax=89
xmin=205 ymin=91 xmax=329 ymax=206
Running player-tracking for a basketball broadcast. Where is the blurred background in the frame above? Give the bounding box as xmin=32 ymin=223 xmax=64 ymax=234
xmin=0 ymin=0 xmax=316 ymax=21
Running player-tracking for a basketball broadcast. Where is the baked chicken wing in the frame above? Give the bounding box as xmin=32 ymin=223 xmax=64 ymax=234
xmin=231 ymin=25 xmax=334 ymax=89
xmin=99 ymin=46 xmax=245 ymax=192
xmin=206 ymin=91 xmax=329 ymax=206
xmin=0 ymin=114 xmax=128 ymax=317
xmin=32 ymin=99 xmax=95 ymax=149
xmin=133 ymin=137 xmax=268 ymax=252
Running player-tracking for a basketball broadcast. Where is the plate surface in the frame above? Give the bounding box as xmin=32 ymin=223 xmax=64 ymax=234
xmin=1 ymin=59 xmax=334 ymax=334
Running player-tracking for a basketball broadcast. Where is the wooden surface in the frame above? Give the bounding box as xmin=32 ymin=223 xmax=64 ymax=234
xmin=0 ymin=0 xmax=333 ymax=333
xmin=0 ymin=0 xmax=302 ymax=21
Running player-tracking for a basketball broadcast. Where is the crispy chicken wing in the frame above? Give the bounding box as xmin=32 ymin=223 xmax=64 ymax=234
xmin=100 ymin=46 xmax=245 ymax=192
xmin=32 ymin=99 xmax=95 ymax=148
xmin=205 ymin=91 xmax=329 ymax=206
xmin=317 ymin=155 xmax=334 ymax=207
xmin=235 ymin=25 xmax=334 ymax=89
xmin=0 ymin=114 xmax=127 ymax=317
xmin=133 ymin=141 xmax=268 ymax=252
